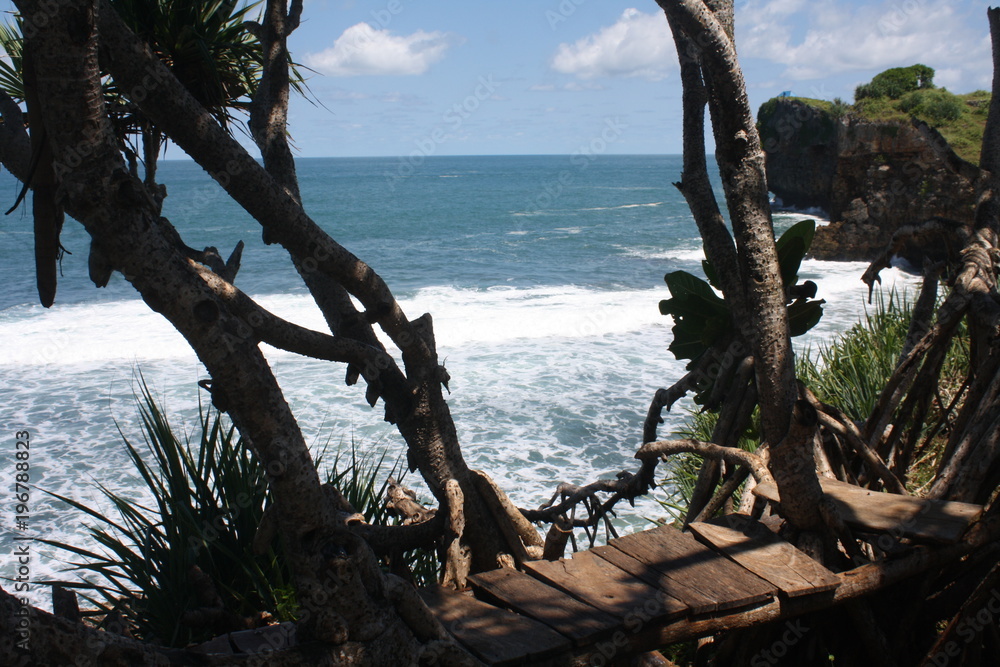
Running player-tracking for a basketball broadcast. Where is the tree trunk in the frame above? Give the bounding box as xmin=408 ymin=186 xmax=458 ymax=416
xmin=660 ymin=0 xmax=824 ymax=531
xmin=3 ymin=0 xmax=478 ymax=661
xmin=95 ymin=0 xmax=521 ymax=570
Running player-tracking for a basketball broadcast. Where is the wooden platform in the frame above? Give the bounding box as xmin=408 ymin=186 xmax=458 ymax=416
xmin=752 ymin=477 xmax=983 ymax=543
xmin=420 ymin=520 xmax=838 ymax=665
xmin=420 ymin=485 xmax=984 ymax=665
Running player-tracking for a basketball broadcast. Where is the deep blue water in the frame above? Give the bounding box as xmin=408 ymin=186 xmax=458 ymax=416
xmin=0 ymin=155 xmax=705 ymax=307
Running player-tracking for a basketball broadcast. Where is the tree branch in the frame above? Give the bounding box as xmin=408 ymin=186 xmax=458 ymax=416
xmin=636 ymin=438 xmax=774 ymax=487
xmin=95 ymin=0 xmax=433 ymax=369
xmin=194 ymin=265 xmax=399 ymax=387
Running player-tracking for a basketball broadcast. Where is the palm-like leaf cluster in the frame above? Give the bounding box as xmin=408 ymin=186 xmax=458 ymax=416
xmin=108 ymin=0 xmax=264 ymax=130
xmin=42 ymin=380 xmax=292 ymax=646
xmin=0 ymin=18 xmax=23 ymax=101
xmin=42 ymin=380 xmax=438 ymax=647
xmin=0 ymin=0 xmax=307 ymax=175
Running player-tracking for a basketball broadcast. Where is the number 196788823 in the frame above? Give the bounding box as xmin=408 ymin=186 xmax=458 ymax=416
xmin=12 ymin=430 xmax=32 ymax=652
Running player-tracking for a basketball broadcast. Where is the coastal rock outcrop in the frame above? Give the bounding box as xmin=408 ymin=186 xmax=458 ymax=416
xmin=758 ymin=98 xmax=978 ymax=261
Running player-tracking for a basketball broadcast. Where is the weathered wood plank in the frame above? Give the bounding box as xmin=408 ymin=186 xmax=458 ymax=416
xmin=690 ymin=515 xmax=840 ymax=598
xmin=601 ymin=525 xmax=775 ymax=615
xmin=469 ymin=567 xmax=620 ymax=645
xmin=589 ymin=543 xmax=707 ymax=615
xmin=523 ymin=550 xmax=687 ymax=622
xmin=753 ymin=477 xmax=983 ymax=543
xmin=419 ymin=584 xmax=569 ymax=666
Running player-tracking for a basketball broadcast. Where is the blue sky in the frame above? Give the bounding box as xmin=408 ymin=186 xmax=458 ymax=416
xmin=279 ymin=0 xmax=992 ymax=157
xmin=2 ymin=1 xmax=994 ymax=157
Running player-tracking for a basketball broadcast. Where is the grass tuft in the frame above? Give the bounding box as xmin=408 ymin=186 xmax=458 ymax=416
xmin=42 ymin=375 xmax=433 ymax=646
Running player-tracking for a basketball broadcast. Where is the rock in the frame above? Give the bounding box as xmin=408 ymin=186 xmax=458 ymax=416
xmin=759 ymin=99 xmax=839 ymax=212
xmin=759 ymin=98 xmax=979 ymax=262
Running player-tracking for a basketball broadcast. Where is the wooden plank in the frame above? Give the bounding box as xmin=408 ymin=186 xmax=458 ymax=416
xmin=601 ymin=525 xmax=775 ymax=615
xmin=690 ymin=515 xmax=840 ymax=598
xmin=753 ymin=477 xmax=983 ymax=543
xmin=469 ymin=567 xmax=619 ymax=645
xmin=590 ymin=544 xmax=708 ymax=615
xmin=420 ymin=584 xmax=568 ymax=666
xmin=523 ymin=550 xmax=687 ymax=622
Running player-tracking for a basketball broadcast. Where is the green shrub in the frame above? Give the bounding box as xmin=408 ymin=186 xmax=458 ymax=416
xmin=43 ymin=380 xmax=291 ymax=646
xmin=830 ymin=97 xmax=850 ymax=119
xmin=798 ymin=290 xmax=912 ymax=420
xmin=661 ymin=289 xmax=936 ymax=519
xmin=854 ymin=95 xmax=908 ymax=123
xmin=43 ymin=378 xmax=432 ymax=646
xmin=658 ymin=407 xmax=761 ymax=522
xmin=856 ymin=64 xmax=935 ymax=101
xmin=899 ymin=88 xmax=964 ymax=125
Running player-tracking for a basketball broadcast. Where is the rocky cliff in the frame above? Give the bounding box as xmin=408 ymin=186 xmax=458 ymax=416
xmin=758 ymin=98 xmax=978 ymax=261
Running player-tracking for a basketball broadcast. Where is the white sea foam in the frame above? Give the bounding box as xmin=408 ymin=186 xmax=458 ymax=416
xmin=615 ymin=244 xmax=705 ymax=262
xmin=796 ymin=259 xmax=918 ymax=348
xmin=580 ymin=202 xmax=664 ymax=211
xmin=0 ymin=301 xmax=196 ymax=367
xmin=0 ymin=260 xmax=922 ymax=608
xmin=401 ymin=285 xmax=665 ymax=348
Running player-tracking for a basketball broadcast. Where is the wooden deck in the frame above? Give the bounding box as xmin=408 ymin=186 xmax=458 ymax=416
xmin=420 ymin=486 xmax=983 ymax=666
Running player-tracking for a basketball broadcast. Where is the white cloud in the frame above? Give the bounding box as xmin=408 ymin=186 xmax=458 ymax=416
xmin=529 ymin=82 xmax=606 ymax=92
xmin=551 ymin=8 xmax=675 ymax=81
xmin=737 ymin=0 xmax=991 ymax=89
xmin=325 ymin=89 xmax=371 ymax=102
xmin=305 ymin=23 xmax=461 ymax=76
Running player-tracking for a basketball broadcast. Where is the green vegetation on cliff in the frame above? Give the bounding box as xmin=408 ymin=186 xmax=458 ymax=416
xmin=855 ymin=64 xmax=936 ymax=101
xmin=757 ymin=95 xmax=844 ymax=149
xmin=856 ymin=86 xmax=989 ymax=164
xmin=759 ymin=65 xmax=990 ymax=164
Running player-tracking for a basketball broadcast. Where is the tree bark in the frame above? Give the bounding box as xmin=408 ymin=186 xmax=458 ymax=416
xmin=94 ymin=0 xmax=521 ymax=570
xmin=660 ymin=0 xmax=824 ymax=530
xmin=6 ymin=0 xmax=477 ymax=659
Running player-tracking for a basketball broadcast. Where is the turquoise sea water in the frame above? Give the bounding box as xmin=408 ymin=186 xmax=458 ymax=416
xmin=0 ymin=155 xmax=913 ymax=598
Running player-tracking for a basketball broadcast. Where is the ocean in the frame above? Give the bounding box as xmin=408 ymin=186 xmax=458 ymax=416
xmin=0 ymin=154 xmax=913 ymax=600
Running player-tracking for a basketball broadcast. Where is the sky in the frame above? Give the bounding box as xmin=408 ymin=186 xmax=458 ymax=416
xmin=273 ymin=0 xmax=994 ymax=157
xmin=1 ymin=0 xmax=995 ymax=157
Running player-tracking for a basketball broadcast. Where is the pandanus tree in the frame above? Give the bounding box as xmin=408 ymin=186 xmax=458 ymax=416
xmin=3 ymin=0 xmax=1000 ymax=665
xmin=0 ymin=0 xmax=536 ymax=662
xmin=632 ymin=2 xmax=1000 ymax=664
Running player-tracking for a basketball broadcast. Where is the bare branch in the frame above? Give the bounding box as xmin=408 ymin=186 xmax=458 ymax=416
xmin=386 ymin=478 xmax=437 ymax=524
xmin=518 ymin=467 xmax=654 ymax=529
xmin=803 ymin=388 xmax=907 ymax=495
xmin=441 ymin=479 xmax=471 ymax=589
xmin=194 ymin=265 xmax=398 ymax=384
xmin=637 ymin=438 xmax=773 ymax=487
xmin=862 ymin=218 xmax=972 ymax=302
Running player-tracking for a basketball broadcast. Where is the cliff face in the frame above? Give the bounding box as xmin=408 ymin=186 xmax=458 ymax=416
xmin=759 ymin=99 xmax=978 ymax=261
xmin=759 ymin=99 xmax=839 ymax=212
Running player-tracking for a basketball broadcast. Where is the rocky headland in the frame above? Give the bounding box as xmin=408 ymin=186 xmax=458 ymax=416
xmin=758 ymin=97 xmax=980 ymax=262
